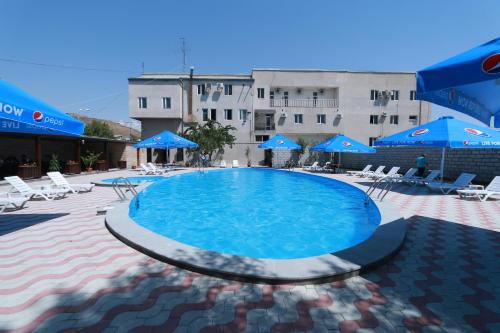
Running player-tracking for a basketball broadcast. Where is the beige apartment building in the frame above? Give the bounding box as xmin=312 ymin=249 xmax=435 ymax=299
xmin=129 ymin=69 xmax=431 ymax=165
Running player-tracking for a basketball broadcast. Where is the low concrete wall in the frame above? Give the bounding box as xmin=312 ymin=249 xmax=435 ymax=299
xmin=340 ymin=147 xmax=500 ymax=184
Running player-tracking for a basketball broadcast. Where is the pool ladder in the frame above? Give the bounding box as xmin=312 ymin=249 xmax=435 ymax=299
xmin=365 ymin=176 xmax=398 ymax=203
xmin=112 ymin=177 xmax=139 ymax=204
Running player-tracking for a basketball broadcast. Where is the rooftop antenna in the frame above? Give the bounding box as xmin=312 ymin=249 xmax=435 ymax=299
xmin=141 ymin=62 xmax=145 ymax=74
xmin=180 ymin=37 xmax=187 ymax=72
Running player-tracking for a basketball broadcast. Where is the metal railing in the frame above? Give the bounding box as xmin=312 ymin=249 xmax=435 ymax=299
xmin=112 ymin=177 xmax=139 ymax=206
xmin=270 ymin=98 xmax=338 ymax=108
xmin=254 ymin=124 xmax=276 ymax=131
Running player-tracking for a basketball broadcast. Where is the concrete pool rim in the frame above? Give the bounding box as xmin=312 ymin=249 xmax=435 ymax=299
xmin=105 ymin=169 xmax=406 ymax=284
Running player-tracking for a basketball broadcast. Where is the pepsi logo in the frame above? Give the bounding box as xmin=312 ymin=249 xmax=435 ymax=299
xmin=173 ymin=136 xmax=181 ymax=141
xmin=463 ymin=140 xmax=468 ymax=145
xmin=342 ymin=141 xmax=352 ymax=147
xmin=482 ymin=53 xmax=500 ymax=74
xmin=33 ymin=111 xmax=43 ymax=122
xmin=410 ymin=128 xmax=429 ymax=137
xmin=153 ymin=136 xmax=162 ymax=141
xmin=465 ymin=128 xmax=491 ymax=138
xmin=277 ymin=139 xmax=284 ymax=144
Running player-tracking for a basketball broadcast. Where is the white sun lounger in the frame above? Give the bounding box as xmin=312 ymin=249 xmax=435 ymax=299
xmin=347 ymin=165 xmax=372 ymax=176
xmin=47 ymin=172 xmax=94 ymax=194
xmin=457 ymin=176 xmax=500 ymax=201
xmin=404 ymin=170 xmax=441 ymax=186
xmin=304 ymin=161 xmax=320 ymax=171
xmin=220 ymin=160 xmax=227 ymax=168
xmin=139 ymin=163 xmax=155 ymax=175
xmin=426 ymin=173 xmax=476 ymax=194
xmin=232 ymin=160 xmax=240 ymax=168
xmin=317 ymin=162 xmax=332 ymax=173
xmin=370 ymin=166 xmax=400 ymax=180
xmin=361 ymin=165 xmax=385 ymax=178
xmin=147 ymin=163 xmax=166 ymax=175
xmin=5 ymin=176 xmax=69 ymax=201
xmin=0 ymin=194 xmax=29 ymax=213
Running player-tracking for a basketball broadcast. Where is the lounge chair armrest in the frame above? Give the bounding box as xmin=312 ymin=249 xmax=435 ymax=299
xmin=467 ymin=184 xmax=484 ymax=190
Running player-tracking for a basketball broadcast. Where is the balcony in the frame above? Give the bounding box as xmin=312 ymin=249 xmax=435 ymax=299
xmin=254 ymin=123 xmax=276 ymax=131
xmin=270 ymin=98 xmax=338 ymax=108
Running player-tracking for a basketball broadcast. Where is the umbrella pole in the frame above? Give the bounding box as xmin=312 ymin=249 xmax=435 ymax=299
xmin=440 ymin=147 xmax=446 ymax=181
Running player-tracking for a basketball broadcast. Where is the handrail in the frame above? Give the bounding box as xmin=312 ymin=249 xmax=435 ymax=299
xmin=112 ymin=177 xmax=138 ymax=202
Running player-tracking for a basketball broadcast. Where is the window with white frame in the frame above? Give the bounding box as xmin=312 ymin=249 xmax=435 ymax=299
xmin=257 ymin=88 xmax=265 ymax=99
xmin=370 ymin=90 xmax=379 ymax=101
xmin=369 ymin=137 xmax=378 ymax=146
xmin=283 ymin=91 xmax=289 ymax=107
xmin=410 ymin=90 xmax=417 ymax=100
xmin=224 ymin=109 xmax=233 ymax=120
xmin=370 ymin=115 xmax=379 ymax=124
xmin=409 ymin=115 xmax=418 ymax=125
xmin=317 ymin=114 xmax=326 ymax=124
xmin=210 ymin=109 xmax=217 ymax=120
xmin=391 ymin=90 xmax=399 ymax=101
xmin=224 ymin=84 xmax=232 ymax=95
xmin=269 ymin=91 xmax=274 ymax=100
xmin=239 ymin=109 xmax=248 ymax=121
xmin=202 ymin=108 xmax=208 ymax=121
xmin=294 ymin=114 xmax=303 ymax=124
xmin=255 ymin=135 xmax=270 ymax=142
xmin=390 ymin=115 xmax=399 ymax=124
xmin=162 ymin=97 xmax=171 ymax=109
xmin=138 ymin=97 xmax=147 ymax=109
xmin=197 ymin=84 xmax=206 ymax=95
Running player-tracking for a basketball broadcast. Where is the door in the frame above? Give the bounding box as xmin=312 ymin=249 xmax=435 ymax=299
xmin=264 ymin=149 xmax=273 ymax=167
xmin=265 ymin=114 xmax=272 ymax=130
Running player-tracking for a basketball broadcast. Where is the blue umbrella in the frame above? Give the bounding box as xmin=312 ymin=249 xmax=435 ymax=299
xmin=417 ymin=38 xmax=500 ymax=128
xmin=311 ymin=134 xmax=376 ymax=166
xmin=134 ymin=130 xmax=198 ymax=149
xmin=375 ymin=116 xmax=500 ymax=179
xmin=258 ymin=134 xmax=301 ymax=150
xmin=0 ymin=80 xmax=84 ymax=136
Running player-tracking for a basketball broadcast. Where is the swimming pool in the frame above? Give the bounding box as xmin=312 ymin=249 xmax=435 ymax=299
xmin=99 ymin=176 xmax=165 ymax=186
xmin=129 ymin=169 xmax=380 ymax=259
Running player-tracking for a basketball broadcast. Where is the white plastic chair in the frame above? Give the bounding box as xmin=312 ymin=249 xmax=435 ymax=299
xmin=5 ymin=176 xmax=68 ymax=201
xmin=47 ymin=172 xmax=94 ymax=194
xmin=427 ymin=173 xmax=476 ymax=194
xmin=457 ymin=176 xmax=500 ymax=201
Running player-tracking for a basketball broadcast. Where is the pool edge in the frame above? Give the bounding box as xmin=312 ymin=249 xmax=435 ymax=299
xmin=105 ymin=169 xmax=406 ymax=284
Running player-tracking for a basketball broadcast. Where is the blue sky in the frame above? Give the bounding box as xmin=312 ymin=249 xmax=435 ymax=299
xmin=0 ymin=0 xmax=499 ymax=125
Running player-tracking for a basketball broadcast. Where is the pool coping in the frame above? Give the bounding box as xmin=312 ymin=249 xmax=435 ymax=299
xmin=93 ymin=176 xmax=168 ymax=187
xmin=105 ymin=169 xmax=406 ymax=284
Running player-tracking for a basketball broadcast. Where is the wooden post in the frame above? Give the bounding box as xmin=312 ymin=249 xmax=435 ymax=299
xmin=75 ymin=140 xmax=81 ymax=162
xmin=35 ymin=136 xmax=42 ymax=177
xmin=104 ymin=141 xmax=109 ymax=169
xmin=136 ymin=148 xmax=140 ymax=168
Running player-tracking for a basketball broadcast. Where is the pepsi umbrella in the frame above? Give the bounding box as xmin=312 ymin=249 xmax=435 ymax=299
xmin=134 ymin=130 xmax=198 ymax=149
xmin=311 ymin=134 xmax=376 ymax=166
xmin=417 ymin=37 xmax=500 ymax=128
xmin=258 ymin=134 xmax=301 ymax=150
xmin=0 ymin=80 xmax=84 ymax=136
xmin=375 ymin=116 xmax=500 ymax=180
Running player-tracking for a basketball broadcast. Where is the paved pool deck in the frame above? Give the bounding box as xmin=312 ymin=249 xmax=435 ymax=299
xmin=0 ymin=168 xmax=498 ymax=333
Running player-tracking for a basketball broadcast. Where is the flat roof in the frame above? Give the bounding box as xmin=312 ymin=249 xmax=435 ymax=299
xmin=252 ymin=68 xmax=416 ymax=75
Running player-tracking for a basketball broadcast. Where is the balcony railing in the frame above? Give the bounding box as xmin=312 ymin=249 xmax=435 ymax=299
xmin=270 ymin=98 xmax=338 ymax=108
xmin=255 ymin=124 xmax=276 ymax=131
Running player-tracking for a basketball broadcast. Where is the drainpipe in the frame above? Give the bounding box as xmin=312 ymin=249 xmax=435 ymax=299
xmin=418 ymin=100 xmax=422 ymax=125
xmin=187 ymin=67 xmax=194 ymax=123
xmin=178 ymin=78 xmax=184 ymax=133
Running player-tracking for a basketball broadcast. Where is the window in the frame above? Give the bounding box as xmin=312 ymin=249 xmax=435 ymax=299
xmin=313 ymin=91 xmax=318 ymax=107
xmin=410 ymin=90 xmax=417 ymax=100
xmin=257 ymin=88 xmax=265 ymax=99
xmin=391 ymin=90 xmax=399 ymax=101
xmin=390 ymin=115 xmax=399 ymax=125
xmin=269 ymin=91 xmax=274 ymax=100
xmin=202 ymin=108 xmax=209 ymax=121
xmin=255 ymin=135 xmax=270 ymax=142
xmin=162 ymin=97 xmax=171 ymax=109
xmin=369 ymin=137 xmax=378 ymax=146
xmin=370 ymin=90 xmax=379 ymax=101
xmin=210 ymin=109 xmax=217 ymax=121
xmin=284 ymin=91 xmax=289 ymax=107
xmin=369 ymin=115 xmax=379 ymax=124
xmin=317 ymin=114 xmax=326 ymax=124
xmin=224 ymin=109 xmax=233 ymax=120
xmin=294 ymin=114 xmax=303 ymax=124
xmin=138 ymin=97 xmax=147 ymax=109
xmin=224 ymin=84 xmax=232 ymax=95
xmin=197 ymin=84 xmax=206 ymax=95
xmin=409 ymin=115 xmax=418 ymax=125
xmin=239 ymin=109 xmax=248 ymax=121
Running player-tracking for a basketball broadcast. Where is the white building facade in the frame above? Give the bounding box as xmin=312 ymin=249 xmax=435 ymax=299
xmin=129 ymin=69 xmax=431 ymax=165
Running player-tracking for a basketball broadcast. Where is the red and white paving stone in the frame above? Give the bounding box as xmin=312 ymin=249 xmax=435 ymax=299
xmin=0 ymin=170 xmax=499 ymax=333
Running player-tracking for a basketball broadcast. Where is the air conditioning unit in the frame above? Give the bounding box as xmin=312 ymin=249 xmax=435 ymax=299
xmin=319 ymin=89 xmax=324 ymax=94
xmin=275 ymin=88 xmax=281 ymax=93
xmin=336 ymin=113 xmax=343 ymax=119
xmin=296 ymin=88 xmax=302 ymax=94
xmin=381 ymin=112 xmax=387 ymax=117
xmin=280 ymin=112 xmax=287 ymax=118
xmin=216 ymin=82 xmax=224 ymax=92
xmin=205 ymin=83 xmax=212 ymax=94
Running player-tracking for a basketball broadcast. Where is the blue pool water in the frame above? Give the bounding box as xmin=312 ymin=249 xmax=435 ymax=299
xmin=129 ymin=169 xmax=380 ymax=259
xmin=101 ymin=176 xmax=165 ymax=185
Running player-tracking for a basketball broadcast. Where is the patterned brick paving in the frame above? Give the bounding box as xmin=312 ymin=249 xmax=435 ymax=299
xmin=0 ymin=170 xmax=499 ymax=333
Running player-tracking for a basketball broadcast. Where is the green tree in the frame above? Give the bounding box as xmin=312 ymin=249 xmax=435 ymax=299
xmin=84 ymin=120 xmax=114 ymax=139
xmin=183 ymin=120 xmax=236 ymax=161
